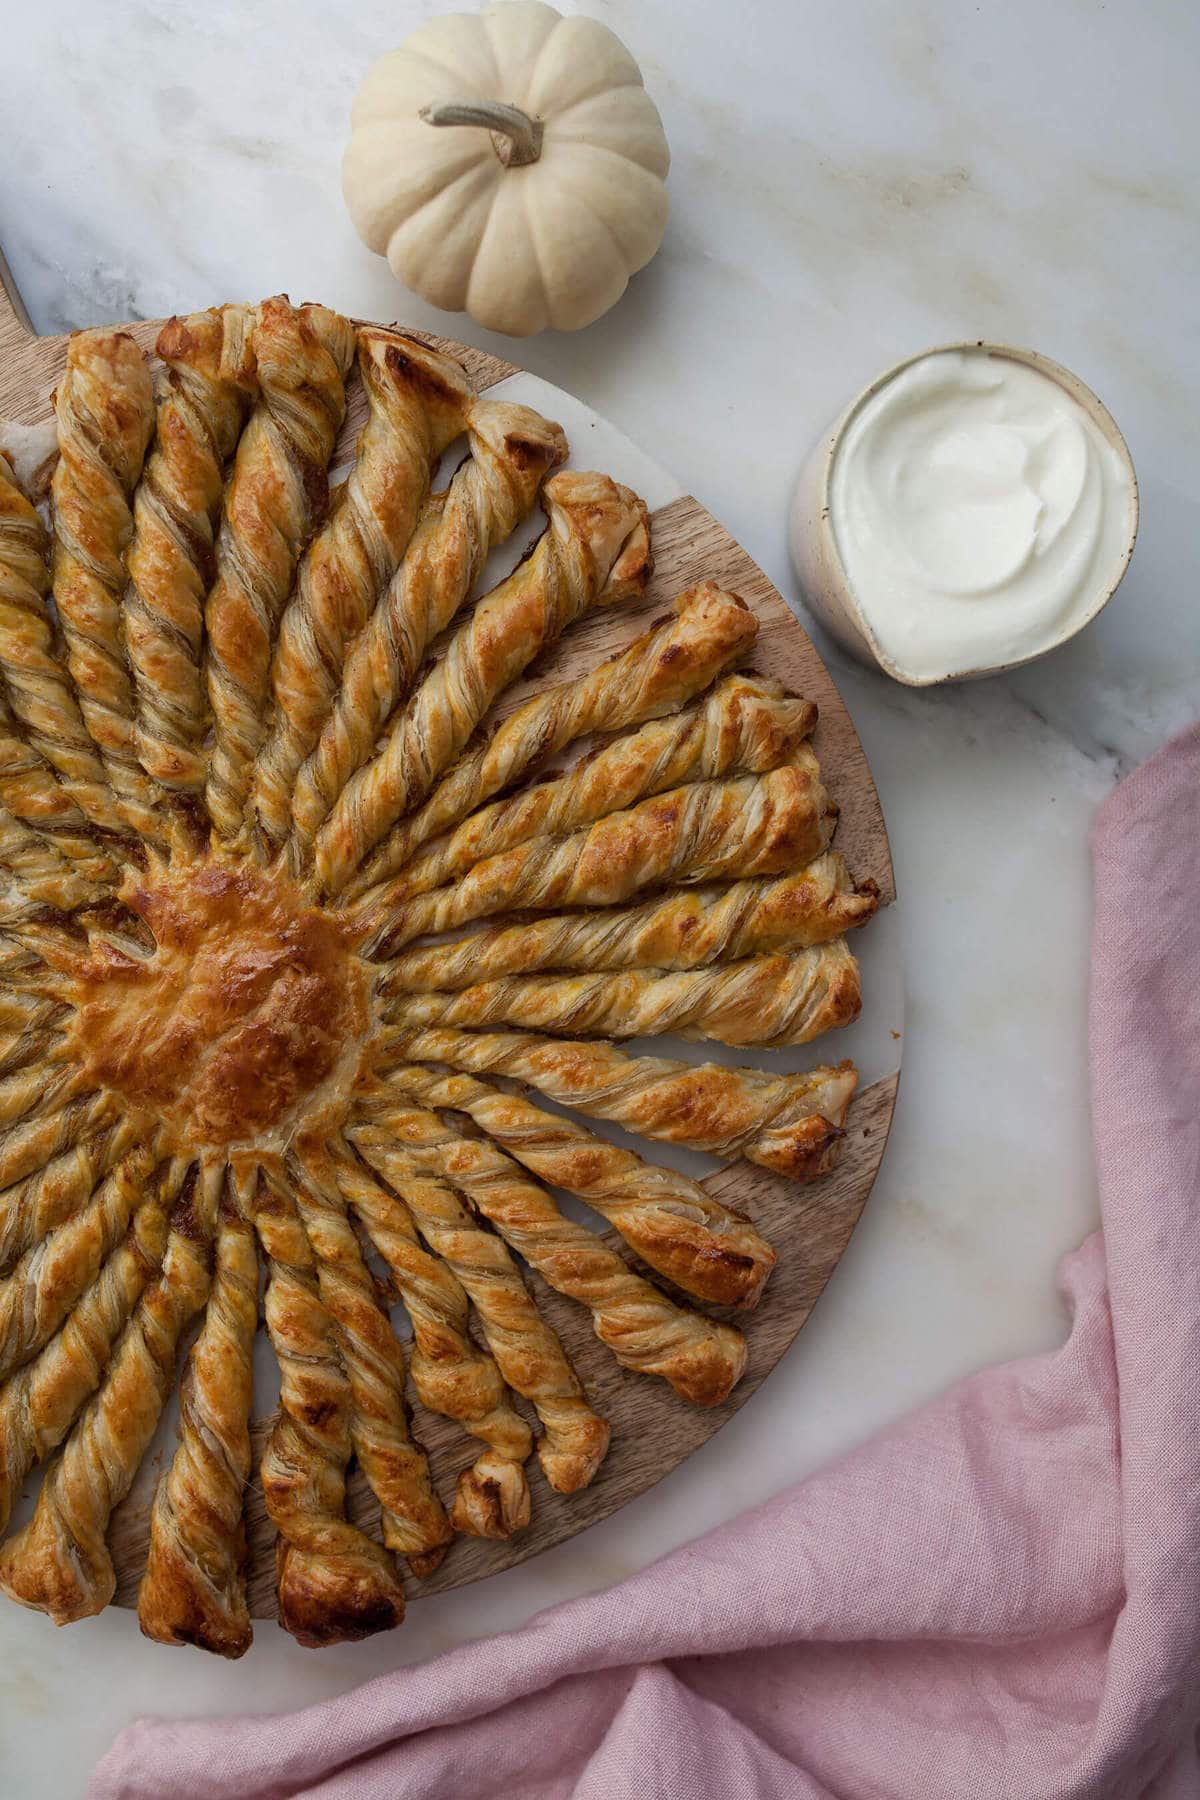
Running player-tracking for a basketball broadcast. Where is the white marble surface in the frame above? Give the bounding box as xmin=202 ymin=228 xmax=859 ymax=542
xmin=1 ymin=1 xmax=1197 ymax=1792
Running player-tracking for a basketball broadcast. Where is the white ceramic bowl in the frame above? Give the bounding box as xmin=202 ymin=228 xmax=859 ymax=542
xmin=788 ymin=342 xmax=1140 ymax=686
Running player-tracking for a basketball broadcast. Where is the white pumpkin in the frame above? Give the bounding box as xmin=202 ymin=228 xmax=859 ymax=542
xmin=342 ymin=2 xmax=670 ymax=336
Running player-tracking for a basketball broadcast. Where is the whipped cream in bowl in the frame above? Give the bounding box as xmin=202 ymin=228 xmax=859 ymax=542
xmin=790 ymin=344 xmax=1139 ymax=685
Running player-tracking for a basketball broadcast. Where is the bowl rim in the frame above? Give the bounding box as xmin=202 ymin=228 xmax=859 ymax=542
xmin=812 ymin=339 xmax=1141 ymax=687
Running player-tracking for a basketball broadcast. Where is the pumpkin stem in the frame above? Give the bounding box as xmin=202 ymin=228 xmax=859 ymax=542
xmin=419 ymin=100 xmax=544 ymax=168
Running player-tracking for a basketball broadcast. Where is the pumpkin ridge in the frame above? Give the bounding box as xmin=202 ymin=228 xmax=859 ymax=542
xmin=545 ymin=137 xmax=672 ymax=184
xmin=518 ymin=176 xmax=554 ymax=336
xmin=544 ymin=147 xmax=669 ymax=271
xmin=484 ymin=0 xmax=558 ymax=104
xmin=397 ymin=160 xmax=503 ymax=240
xmin=542 ymin=80 xmax=647 ymax=125
xmin=522 ymin=13 xmax=648 ymax=117
xmin=401 ymin=44 xmax=499 ymax=99
xmin=562 ymin=194 xmax=631 ymax=282
xmin=518 ymin=174 xmax=629 ymax=335
xmin=522 ymin=12 xmax=571 ymax=115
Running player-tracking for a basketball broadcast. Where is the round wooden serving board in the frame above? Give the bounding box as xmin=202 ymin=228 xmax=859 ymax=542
xmin=0 ymin=260 xmax=898 ymax=1623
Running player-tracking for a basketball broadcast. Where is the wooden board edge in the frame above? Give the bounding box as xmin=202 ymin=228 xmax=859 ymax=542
xmin=0 ymin=248 xmax=33 ymax=337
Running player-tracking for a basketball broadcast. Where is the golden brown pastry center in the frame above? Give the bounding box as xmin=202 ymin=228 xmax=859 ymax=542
xmin=67 ymin=856 xmax=372 ymax=1151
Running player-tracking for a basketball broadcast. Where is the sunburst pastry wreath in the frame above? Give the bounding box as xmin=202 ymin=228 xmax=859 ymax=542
xmin=0 ymin=300 xmax=879 ymax=1656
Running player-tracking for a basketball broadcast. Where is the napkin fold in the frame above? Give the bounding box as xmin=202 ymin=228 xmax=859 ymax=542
xmin=91 ymin=723 xmax=1200 ymax=1800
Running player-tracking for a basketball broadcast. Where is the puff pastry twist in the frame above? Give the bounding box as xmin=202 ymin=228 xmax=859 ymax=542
xmin=351 ymin=1116 xmax=609 ymax=1495
xmin=364 ymin=754 xmax=834 ymax=957
xmin=0 ymin=680 xmax=118 ymax=883
xmin=245 ymin=1162 xmax=407 ymax=1646
xmin=376 ymin=1066 xmax=775 ymax=1310
xmin=386 ymin=941 xmax=863 ymax=1049
xmin=0 ymin=804 xmax=100 ymax=915
xmin=318 ymin=470 xmax=651 ymax=896
xmin=50 ymin=329 xmax=166 ymax=842
xmin=385 ymin=1024 xmax=859 ymax=1182
xmin=0 ymin=1116 xmax=145 ymax=1273
xmin=0 ymin=1161 xmax=208 ymax=1624
xmin=0 ymin=976 xmax=67 ymax=1026
xmin=382 ymin=673 xmax=815 ymax=906
xmin=0 ymin=929 xmax=82 ymax=989
xmin=0 ymin=948 xmax=42 ymax=1000
xmin=0 ymin=453 xmax=127 ymax=856
xmin=0 ymin=1100 xmax=125 ymax=1204
xmin=450 ymin=1447 xmax=533 ymax=1541
xmin=137 ymin=1161 xmax=258 ymax=1656
xmin=0 ymin=947 xmax=77 ymax=1011
xmin=250 ymin=330 xmax=477 ymax=856
xmin=0 ymin=1180 xmax=169 ymax=1537
xmin=365 ymin=1083 xmax=746 ymax=1407
xmin=0 ymin=992 xmax=69 ymax=1077
xmin=204 ymin=299 xmax=356 ymax=841
xmin=319 ymin=1144 xmax=531 ymax=1541
xmin=0 ymin=1059 xmax=81 ymax=1136
xmin=0 ymin=1138 xmax=157 ymax=1383
xmin=0 ymin=1080 xmax=118 ymax=1197
xmin=281 ymin=1148 xmax=453 ymax=1573
xmin=291 ymin=398 xmax=567 ymax=861
xmin=345 ymin=581 xmax=762 ymax=901
xmin=315 ymin=1141 xmax=532 ymax=1466
xmin=126 ymin=307 xmax=257 ymax=793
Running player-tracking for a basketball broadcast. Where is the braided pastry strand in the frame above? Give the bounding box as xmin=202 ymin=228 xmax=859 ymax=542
xmin=50 ymin=329 xmax=165 ymax=841
xmin=137 ymin=1160 xmax=258 ymax=1657
xmin=0 ymin=452 xmax=127 ymax=850
xmin=377 ymin=857 xmax=878 ymax=994
xmin=126 ymin=306 xmax=258 ymax=793
xmin=376 ymin=1066 xmax=775 ymax=1309
xmin=0 ymin=1179 xmax=170 ymax=1537
xmin=384 ymin=1024 xmax=858 ymax=1181
xmin=361 ymin=1086 xmax=746 ymax=1407
xmin=0 ymin=1057 xmax=81 ymax=1136
xmin=379 ymin=673 xmax=815 ymax=905
xmin=0 ymin=662 xmax=120 ymax=885
xmin=0 ymin=1114 xmax=147 ymax=1273
xmin=250 ymin=329 xmax=477 ymax=856
xmin=291 ymin=397 xmax=568 ymax=861
xmin=386 ymin=940 xmax=862 ymax=1049
xmin=204 ymin=298 xmax=357 ymax=841
xmin=350 ymin=1117 xmax=609 ymax=1495
xmin=316 ymin=1141 xmax=533 ymax=1539
xmin=0 ymin=1088 xmax=123 ymax=1199
xmin=317 ymin=469 xmax=651 ymax=896
xmin=281 ymin=1149 xmax=453 ymax=1574
xmin=0 ymin=803 xmax=101 ymax=915
xmin=0 ymin=996 xmax=69 ymax=1082
xmin=0 ymin=1137 xmax=158 ymax=1383
xmin=245 ymin=1161 xmax=407 ymax=1646
xmin=312 ymin=1141 xmax=531 ymax=1460
xmin=344 ymin=580 xmax=763 ymax=901
xmin=363 ymin=754 xmax=834 ymax=957
xmin=0 ymin=940 xmax=47 ymax=988
xmin=0 ymin=1160 xmax=208 ymax=1624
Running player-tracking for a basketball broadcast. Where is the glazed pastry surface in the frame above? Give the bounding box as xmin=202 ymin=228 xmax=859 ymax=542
xmin=0 ymin=307 xmax=881 ymax=1652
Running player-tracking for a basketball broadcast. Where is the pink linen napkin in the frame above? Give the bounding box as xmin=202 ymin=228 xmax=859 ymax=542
xmin=91 ymin=722 xmax=1200 ymax=1800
